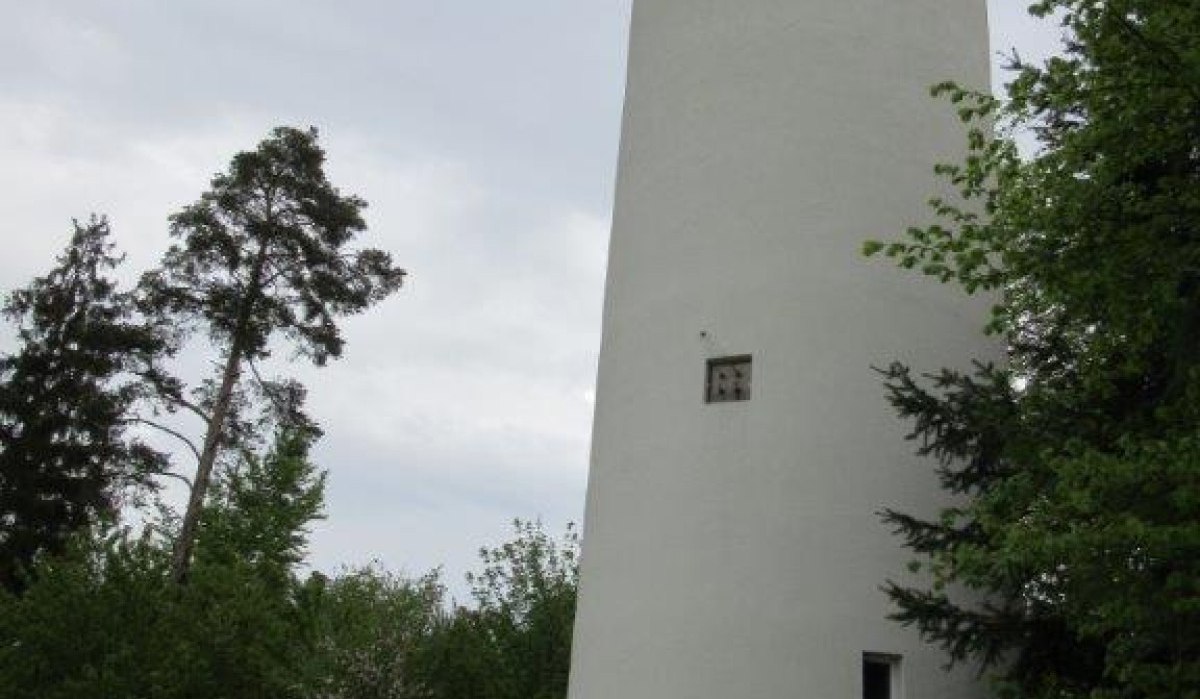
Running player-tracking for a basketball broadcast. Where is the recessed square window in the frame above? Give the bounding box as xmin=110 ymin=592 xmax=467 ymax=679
xmin=705 ymin=355 xmax=752 ymax=403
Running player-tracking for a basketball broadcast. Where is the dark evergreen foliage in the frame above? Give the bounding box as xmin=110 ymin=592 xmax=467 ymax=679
xmin=140 ymin=126 xmax=404 ymax=366
xmin=867 ymin=1 xmax=1200 ymax=696
xmin=0 ymin=218 xmax=166 ymax=593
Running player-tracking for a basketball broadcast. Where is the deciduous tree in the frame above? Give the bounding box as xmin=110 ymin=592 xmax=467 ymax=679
xmin=421 ymin=520 xmax=579 ymax=699
xmin=306 ymin=566 xmax=443 ymax=699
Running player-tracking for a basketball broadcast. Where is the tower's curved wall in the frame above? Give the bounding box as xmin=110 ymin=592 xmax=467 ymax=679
xmin=570 ymin=2 xmax=995 ymax=698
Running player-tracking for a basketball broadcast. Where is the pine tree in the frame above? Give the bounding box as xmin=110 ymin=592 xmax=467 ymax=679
xmin=138 ymin=126 xmax=405 ymax=584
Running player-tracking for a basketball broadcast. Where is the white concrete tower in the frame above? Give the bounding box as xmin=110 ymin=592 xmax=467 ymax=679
xmin=569 ymin=2 xmax=994 ymax=699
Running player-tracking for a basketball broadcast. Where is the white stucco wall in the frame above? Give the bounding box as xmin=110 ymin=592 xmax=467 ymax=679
xmin=569 ymin=2 xmax=996 ymax=698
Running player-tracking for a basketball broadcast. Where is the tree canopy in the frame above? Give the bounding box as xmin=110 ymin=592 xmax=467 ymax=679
xmin=0 ymin=125 xmax=578 ymax=699
xmin=137 ymin=126 xmax=406 ymax=583
xmin=420 ymin=520 xmax=579 ymax=699
xmin=867 ymin=1 xmax=1200 ymax=697
xmin=0 ymin=217 xmax=166 ymax=593
xmin=0 ymin=416 xmax=327 ymax=699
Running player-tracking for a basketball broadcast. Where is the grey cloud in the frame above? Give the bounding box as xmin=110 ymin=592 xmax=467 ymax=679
xmin=0 ymin=0 xmax=1062 ymax=588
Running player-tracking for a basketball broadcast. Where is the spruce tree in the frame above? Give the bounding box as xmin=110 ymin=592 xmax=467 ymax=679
xmin=868 ymin=1 xmax=1200 ymax=696
xmin=0 ymin=217 xmax=166 ymax=593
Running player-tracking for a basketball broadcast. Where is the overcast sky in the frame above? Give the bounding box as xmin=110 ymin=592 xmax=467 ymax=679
xmin=0 ymin=2 xmax=1062 ymax=593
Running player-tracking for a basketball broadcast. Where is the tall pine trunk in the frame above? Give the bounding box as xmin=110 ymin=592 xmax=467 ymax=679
xmin=170 ymin=240 xmax=268 ymax=584
xmin=169 ymin=342 xmax=243 ymax=584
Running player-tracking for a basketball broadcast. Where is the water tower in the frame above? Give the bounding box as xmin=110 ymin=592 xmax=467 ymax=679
xmin=568 ymin=2 xmax=994 ymax=698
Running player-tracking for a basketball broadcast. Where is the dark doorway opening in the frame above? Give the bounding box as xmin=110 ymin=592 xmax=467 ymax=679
xmin=863 ymin=653 xmax=898 ymax=699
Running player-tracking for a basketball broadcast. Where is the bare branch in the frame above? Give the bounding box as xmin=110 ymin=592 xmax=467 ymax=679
xmin=124 ymin=417 xmax=202 ymax=463
xmin=133 ymin=369 xmax=212 ymax=424
xmin=156 ymin=470 xmax=194 ymax=492
xmin=247 ymin=359 xmax=289 ymax=416
xmin=164 ymin=392 xmax=212 ymax=424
